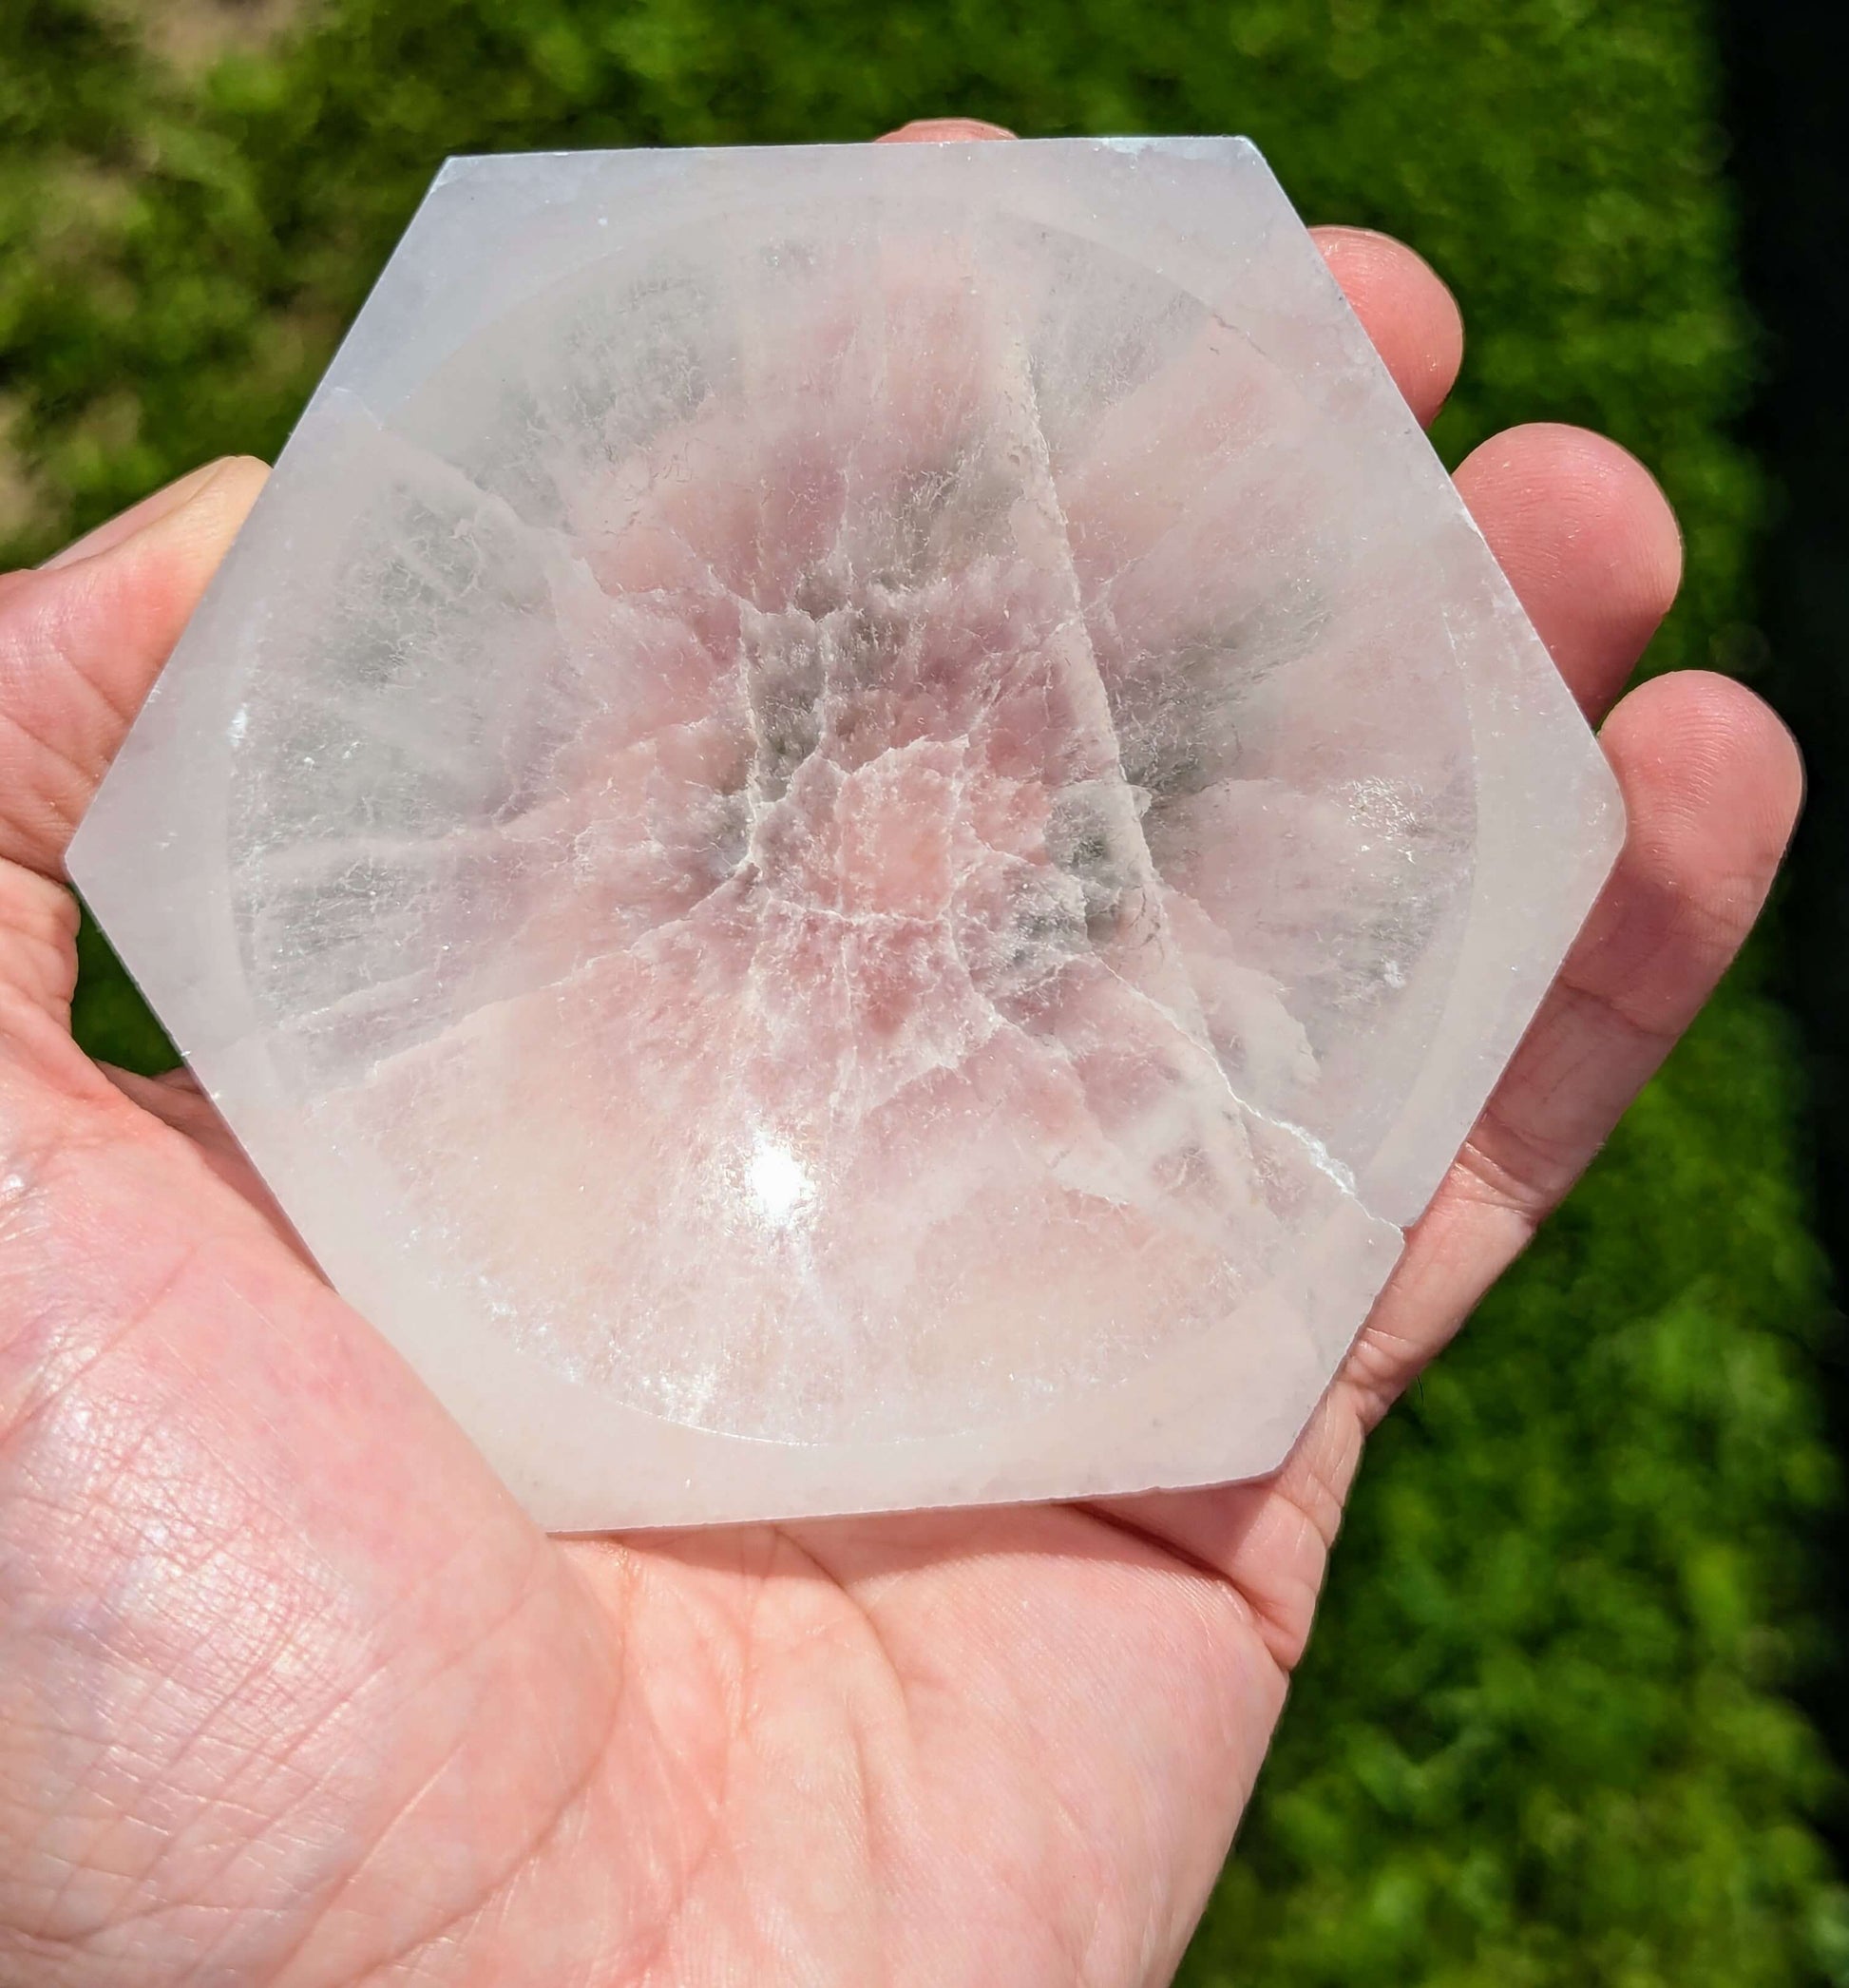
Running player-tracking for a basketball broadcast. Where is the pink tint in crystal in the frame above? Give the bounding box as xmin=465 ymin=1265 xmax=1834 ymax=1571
xmin=69 ymin=139 xmax=1621 ymax=1527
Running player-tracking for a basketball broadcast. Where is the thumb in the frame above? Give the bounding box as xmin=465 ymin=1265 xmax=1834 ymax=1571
xmin=0 ymin=458 xmax=269 ymax=878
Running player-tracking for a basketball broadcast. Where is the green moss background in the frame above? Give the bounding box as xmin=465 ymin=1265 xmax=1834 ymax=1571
xmin=2 ymin=2 xmax=1840 ymax=1978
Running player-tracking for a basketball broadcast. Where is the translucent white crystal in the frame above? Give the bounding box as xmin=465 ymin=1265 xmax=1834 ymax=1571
xmin=69 ymin=138 xmax=1623 ymax=1529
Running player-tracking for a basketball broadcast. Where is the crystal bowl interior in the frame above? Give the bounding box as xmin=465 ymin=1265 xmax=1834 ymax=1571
xmin=219 ymin=194 xmax=1477 ymax=1444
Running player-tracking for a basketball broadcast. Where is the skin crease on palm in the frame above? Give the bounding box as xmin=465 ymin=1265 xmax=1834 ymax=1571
xmin=0 ymin=116 xmax=1803 ymax=1987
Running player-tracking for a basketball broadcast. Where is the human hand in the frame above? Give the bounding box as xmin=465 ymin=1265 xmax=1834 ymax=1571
xmin=0 ymin=120 xmax=1800 ymax=1986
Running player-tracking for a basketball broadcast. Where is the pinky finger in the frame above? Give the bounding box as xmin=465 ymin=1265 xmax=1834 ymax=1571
xmin=1342 ymin=668 xmax=1803 ymax=1414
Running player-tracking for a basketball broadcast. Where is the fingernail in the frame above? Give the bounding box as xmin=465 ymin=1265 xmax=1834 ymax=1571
xmin=40 ymin=459 xmax=233 ymax=571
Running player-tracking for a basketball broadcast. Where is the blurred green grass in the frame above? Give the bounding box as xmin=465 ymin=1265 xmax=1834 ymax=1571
xmin=3 ymin=2 xmax=1840 ymax=1979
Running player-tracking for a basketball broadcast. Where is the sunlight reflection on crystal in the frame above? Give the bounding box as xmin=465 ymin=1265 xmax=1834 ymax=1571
xmin=747 ymin=1138 xmax=813 ymax=1230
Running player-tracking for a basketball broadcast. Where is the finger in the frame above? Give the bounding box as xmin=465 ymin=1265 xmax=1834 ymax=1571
xmin=877 ymin=117 xmax=1016 ymax=142
xmin=1454 ymin=422 xmax=1684 ymax=721
xmin=1308 ymin=225 xmax=1464 ymax=427
xmin=38 ymin=460 xmax=232 ymax=571
xmin=1461 ymin=669 xmax=1801 ymax=1213
xmin=0 ymin=457 xmax=267 ymax=878
xmin=1087 ymin=669 xmax=1801 ymax=1618
xmin=1349 ymin=667 xmax=1803 ymax=1408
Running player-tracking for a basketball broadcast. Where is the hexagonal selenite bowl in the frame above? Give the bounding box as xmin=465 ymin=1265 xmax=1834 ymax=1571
xmin=68 ymin=139 xmax=1622 ymax=1530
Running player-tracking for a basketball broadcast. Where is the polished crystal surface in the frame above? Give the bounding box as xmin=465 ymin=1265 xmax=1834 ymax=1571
xmin=69 ymin=138 xmax=1623 ymax=1529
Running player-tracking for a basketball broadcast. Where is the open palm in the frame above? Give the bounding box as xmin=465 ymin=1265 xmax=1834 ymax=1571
xmin=0 ymin=123 xmax=1801 ymax=1988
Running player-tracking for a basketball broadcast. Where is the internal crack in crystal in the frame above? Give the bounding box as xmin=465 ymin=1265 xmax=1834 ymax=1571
xmin=232 ymin=199 xmax=1512 ymax=1456
xmin=68 ymin=139 xmax=1629 ymax=1519
xmin=260 ymin=304 xmax=1391 ymax=1246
